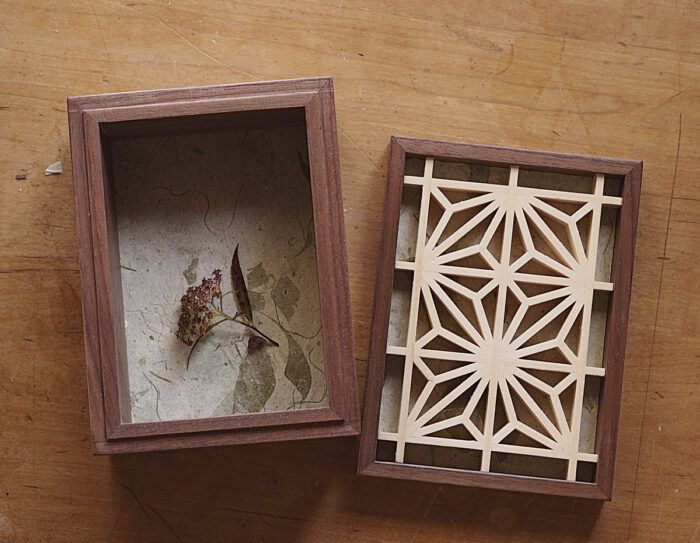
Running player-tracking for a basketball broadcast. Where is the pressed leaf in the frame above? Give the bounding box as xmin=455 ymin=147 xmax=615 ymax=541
xmin=182 ymin=256 xmax=199 ymax=285
xmin=248 ymin=290 xmax=266 ymax=312
xmin=272 ymin=276 xmax=300 ymax=321
xmin=231 ymin=245 xmax=253 ymax=322
xmin=246 ymin=263 xmax=269 ymax=289
xmin=231 ymin=350 xmax=276 ymax=413
xmin=284 ymin=333 xmax=311 ymax=401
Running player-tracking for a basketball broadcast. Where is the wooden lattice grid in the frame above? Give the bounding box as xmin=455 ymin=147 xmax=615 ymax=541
xmin=377 ymin=156 xmax=625 ymax=482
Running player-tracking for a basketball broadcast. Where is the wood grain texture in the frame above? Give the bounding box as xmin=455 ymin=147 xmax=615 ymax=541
xmin=1 ymin=0 xmax=699 ymax=540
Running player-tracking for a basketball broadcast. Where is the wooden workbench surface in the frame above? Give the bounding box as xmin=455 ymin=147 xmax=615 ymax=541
xmin=1 ymin=1 xmax=698 ymax=541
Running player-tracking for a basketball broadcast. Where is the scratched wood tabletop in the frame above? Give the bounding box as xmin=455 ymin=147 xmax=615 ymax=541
xmin=1 ymin=1 xmax=699 ymax=541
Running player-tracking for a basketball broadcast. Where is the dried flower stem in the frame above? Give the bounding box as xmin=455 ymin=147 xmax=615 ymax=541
xmin=210 ymin=308 xmax=280 ymax=347
xmin=186 ymin=319 xmax=227 ymax=370
xmin=186 ymin=305 xmax=279 ymax=369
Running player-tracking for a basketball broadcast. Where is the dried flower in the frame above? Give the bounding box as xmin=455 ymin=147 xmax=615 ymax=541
xmin=176 ymin=269 xmax=222 ymax=346
xmin=176 ymin=248 xmax=279 ymax=370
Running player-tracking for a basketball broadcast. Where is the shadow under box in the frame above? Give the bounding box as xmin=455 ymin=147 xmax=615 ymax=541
xmin=68 ymin=79 xmax=359 ymax=453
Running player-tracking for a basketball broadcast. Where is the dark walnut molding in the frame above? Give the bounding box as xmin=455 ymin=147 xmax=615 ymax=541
xmin=68 ymin=78 xmax=359 ymax=454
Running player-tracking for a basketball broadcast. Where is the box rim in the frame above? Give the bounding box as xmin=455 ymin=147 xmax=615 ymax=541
xmin=358 ymin=136 xmax=642 ymax=500
xmin=68 ymin=77 xmax=360 ymax=453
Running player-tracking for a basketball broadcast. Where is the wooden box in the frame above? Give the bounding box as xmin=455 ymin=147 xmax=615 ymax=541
xmin=358 ymin=137 xmax=641 ymax=499
xmin=68 ymin=78 xmax=359 ymax=454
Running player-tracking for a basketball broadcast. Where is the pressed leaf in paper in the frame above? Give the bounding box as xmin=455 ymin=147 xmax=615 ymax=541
xmin=231 ymin=350 xmax=276 ymax=413
xmin=272 ymin=275 xmax=300 ymax=321
xmin=248 ymin=290 xmax=266 ymax=312
xmin=246 ymin=262 xmax=269 ymax=289
xmin=284 ymin=333 xmax=311 ymax=401
xmin=231 ymin=245 xmax=253 ymax=322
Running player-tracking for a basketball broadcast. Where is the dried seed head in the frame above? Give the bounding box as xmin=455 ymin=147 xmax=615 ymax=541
xmin=176 ymin=270 xmax=222 ymax=346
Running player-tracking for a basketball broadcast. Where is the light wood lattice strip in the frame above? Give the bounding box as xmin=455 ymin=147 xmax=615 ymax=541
xmin=394 ymin=158 xmax=434 ymax=462
xmin=383 ymin=158 xmax=620 ymax=480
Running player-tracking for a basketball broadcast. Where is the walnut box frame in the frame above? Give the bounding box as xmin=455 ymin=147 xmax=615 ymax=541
xmin=358 ymin=136 xmax=642 ymax=500
xmin=68 ymin=78 xmax=359 ymax=454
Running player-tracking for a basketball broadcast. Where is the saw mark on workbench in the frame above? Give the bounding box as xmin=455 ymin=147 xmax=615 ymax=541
xmin=493 ymin=43 xmax=515 ymax=77
xmin=119 ymin=484 xmax=151 ymax=520
xmin=147 ymin=504 xmax=184 ymax=543
xmin=338 ymin=128 xmax=378 ymax=169
xmin=88 ymin=0 xmax=116 ymax=84
xmin=101 ymin=0 xmax=261 ymax=80
xmin=409 ymin=486 xmax=441 ymax=543
xmin=156 ymin=17 xmax=259 ymax=80
xmin=625 ymin=113 xmax=683 ymax=542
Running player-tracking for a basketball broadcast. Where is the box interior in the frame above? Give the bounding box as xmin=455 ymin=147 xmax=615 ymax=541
xmin=378 ymin=156 xmax=621 ymax=483
xmin=101 ymin=108 xmax=329 ymax=424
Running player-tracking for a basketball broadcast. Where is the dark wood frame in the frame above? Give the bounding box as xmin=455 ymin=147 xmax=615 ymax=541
xmin=358 ymin=136 xmax=642 ymax=500
xmin=68 ymin=78 xmax=359 ymax=454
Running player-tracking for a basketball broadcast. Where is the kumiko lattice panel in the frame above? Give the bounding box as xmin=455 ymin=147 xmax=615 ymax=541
xmin=359 ymin=138 xmax=642 ymax=500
